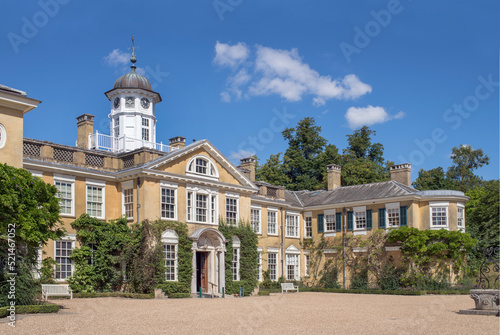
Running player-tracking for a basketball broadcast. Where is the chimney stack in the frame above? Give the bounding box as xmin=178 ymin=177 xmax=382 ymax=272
xmin=239 ymin=157 xmax=256 ymax=182
xmin=390 ymin=163 xmax=411 ymax=187
xmin=76 ymin=114 xmax=94 ymax=149
xmin=327 ymin=164 xmax=341 ymax=191
xmin=169 ymin=136 xmax=186 ymax=150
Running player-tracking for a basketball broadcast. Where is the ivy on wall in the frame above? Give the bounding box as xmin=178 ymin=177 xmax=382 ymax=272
xmin=218 ymin=219 xmax=258 ymax=295
xmin=69 ymin=215 xmax=192 ymax=295
xmin=302 ymin=227 xmax=476 ymax=289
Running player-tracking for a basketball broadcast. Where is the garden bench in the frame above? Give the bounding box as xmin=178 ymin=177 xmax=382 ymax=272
xmin=41 ymin=284 xmax=73 ymax=300
xmin=281 ymin=283 xmax=299 ymax=293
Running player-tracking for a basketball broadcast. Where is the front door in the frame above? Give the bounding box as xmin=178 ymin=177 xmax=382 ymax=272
xmin=196 ymin=251 xmax=209 ymax=293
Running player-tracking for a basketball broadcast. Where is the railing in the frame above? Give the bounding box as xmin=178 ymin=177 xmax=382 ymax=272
xmin=89 ymin=131 xmax=171 ymax=153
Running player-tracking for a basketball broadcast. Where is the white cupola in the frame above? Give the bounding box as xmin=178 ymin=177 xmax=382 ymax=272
xmin=104 ymin=36 xmax=162 ymax=152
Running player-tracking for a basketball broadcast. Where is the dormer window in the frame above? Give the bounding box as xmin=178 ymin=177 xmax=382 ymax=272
xmin=187 ymin=155 xmax=219 ymax=178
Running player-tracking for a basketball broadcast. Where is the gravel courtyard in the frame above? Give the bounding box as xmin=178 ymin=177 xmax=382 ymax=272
xmin=1 ymin=293 xmax=498 ymax=335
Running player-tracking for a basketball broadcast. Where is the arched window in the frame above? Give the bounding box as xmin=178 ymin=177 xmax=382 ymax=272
xmin=161 ymin=229 xmax=179 ymax=281
xmin=187 ymin=155 xmax=219 ymax=178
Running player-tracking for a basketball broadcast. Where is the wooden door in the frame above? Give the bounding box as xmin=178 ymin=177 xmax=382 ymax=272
xmin=197 ymin=251 xmax=209 ymax=293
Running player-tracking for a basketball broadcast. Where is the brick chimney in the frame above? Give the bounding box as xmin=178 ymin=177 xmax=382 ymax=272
xmin=169 ymin=136 xmax=186 ymax=150
xmin=76 ymin=114 xmax=94 ymax=149
xmin=239 ymin=157 xmax=256 ymax=182
xmin=327 ymin=164 xmax=341 ymax=191
xmin=390 ymin=163 xmax=411 ymax=187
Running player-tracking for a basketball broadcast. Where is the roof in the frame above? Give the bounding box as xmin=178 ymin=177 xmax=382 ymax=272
xmin=113 ymin=68 xmax=153 ymax=91
xmin=0 ymin=84 xmax=27 ymax=96
xmin=287 ymin=181 xmax=421 ymax=207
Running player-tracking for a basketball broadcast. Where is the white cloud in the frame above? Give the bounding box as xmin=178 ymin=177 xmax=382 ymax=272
xmin=230 ymin=149 xmax=255 ymax=160
xmin=214 ymin=42 xmax=372 ymax=105
xmin=345 ymin=106 xmax=405 ymax=129
xmin=220 ymin=69 xmax=252 ymax=102
xmin=103 ymin=49 xmax=130 ymax=67
xmin=220 ymin=91 xmax=231 ymax=103
xmin=214 ymin=41 xmax=250 ymax=68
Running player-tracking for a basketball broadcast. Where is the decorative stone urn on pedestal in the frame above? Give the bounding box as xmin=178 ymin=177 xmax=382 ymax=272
xmin=459 ymin=246 xmax=499 ymax=316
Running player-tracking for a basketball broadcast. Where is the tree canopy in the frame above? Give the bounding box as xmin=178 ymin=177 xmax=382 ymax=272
xmin=256 ymin=119 xmax=391 ymax=190
xmin=412 ymin=145 xmax=490 ymax=193
xmin=0 ymin=163 xmax=64 ymax=261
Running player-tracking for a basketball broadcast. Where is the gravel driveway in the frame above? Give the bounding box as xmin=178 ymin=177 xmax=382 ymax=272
xmin=1 ymin=293 xmax=498 ymax=334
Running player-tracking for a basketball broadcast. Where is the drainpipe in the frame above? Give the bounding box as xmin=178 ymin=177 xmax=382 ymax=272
xmin=280 ymin=207 xmax=284 ymax=280
xmin=136 ymin=176 xmax=141 ymax=223
xmin=342 ymin=207 xmax=346 ymax=289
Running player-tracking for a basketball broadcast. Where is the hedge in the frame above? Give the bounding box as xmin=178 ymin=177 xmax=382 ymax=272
xmin=168 ymin=293 xmax=191 ymax=299
xmin=0 ymin=304 xmax=60 ymax=318
xmin=300 ymin=287 xmax=427 ymax=295
xmin=258 ymin=290 xmax=271 ymax=296
xmin=73 ymin=292 xmax=153 ymax=299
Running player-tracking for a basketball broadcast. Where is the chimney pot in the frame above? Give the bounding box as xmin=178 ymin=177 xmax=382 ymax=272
xmin=390 ymin=163 xmax=411 ymax=187
xmin=169 ymin=136 xmax=186 ymax=150
xmin=76 ymin=114 xmax=94 ymax=149
xmin=327 ymin=164 xmax=341 ymax=191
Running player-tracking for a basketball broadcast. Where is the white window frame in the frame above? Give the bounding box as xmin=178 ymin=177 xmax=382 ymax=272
xmin=353 ymin=206 xmax=366 ymax=231
xmin=430 ymin=201 xmax=449 ymax=229
xmin=324 ymin=209 xmax=336 ymax=232
xmin=304 ymin=212 xmax=313 ymax=238
xmin=186 ymin=185 xmax=218 ymax=224
xmin=186 ymin=155 xmax=219 ymax=179
xmin=257 ymin=247 xmax=263 ymax=282
xmin=161 ymin=182 xmax=178 ymax=221
xmin=386 ymin=202 xmax=400 ymax=228
xmin=54 ymin=174 xmax=75 ymax=217
xmin=251 ymin=205 xmax=261 ymax=234
xmin=286 ymin=253 xmax=300 ymax=281
xmin=267 ymin=207 xmax=278 ymax=236
xmin=0 ymin=123 xmax=6 ymax=149
xmin=121 ymin=180 xmax=134 ymax=219
xmin=267 ymin=250 xmax=278 ymax=281
xmin=457 ymin=203 xmax=465 ymax=229
xmin=141 ymin=117 xmax=150 ymax=141
xmin=285 ymin=212 xmax=300 ymax=238
xmin=232 ymin=237 xmax=240 ymax=281
xmin=161 ymin=229 xmax=179 ymax=282
xmin=304 ymin=253 xmax=310 ymax=277
xmin=225 ymin=193 xmax=239 ymax=225
xmin=54 ymin=234 xmax=76 ymax=281
xmin=86 ymin=179 xmax=106 ymax=220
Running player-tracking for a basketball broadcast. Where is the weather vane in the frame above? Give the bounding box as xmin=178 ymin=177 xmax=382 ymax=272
xmin=129 ymin=35 xmax=137 ymax=65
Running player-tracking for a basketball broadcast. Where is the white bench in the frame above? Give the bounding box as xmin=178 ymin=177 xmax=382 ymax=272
xmin=281 ymin=283 xmax=299 ymax=293
xmin=41 ymin=284 xmax=73 ymax=300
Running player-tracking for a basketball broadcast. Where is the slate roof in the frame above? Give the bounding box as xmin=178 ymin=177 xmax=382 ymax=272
xmin=285 ymin=181 xmax=420 ymax=208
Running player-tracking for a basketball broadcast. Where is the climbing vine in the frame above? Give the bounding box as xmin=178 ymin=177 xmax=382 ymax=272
xmin=69 ymin=216 xmax=192 ymax=295
xmin=218 ymin=219 xmax=258 ymax=295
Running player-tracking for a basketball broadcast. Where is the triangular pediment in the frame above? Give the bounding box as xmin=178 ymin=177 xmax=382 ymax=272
xmin=143 ymin=140 xmax=257 ymax=189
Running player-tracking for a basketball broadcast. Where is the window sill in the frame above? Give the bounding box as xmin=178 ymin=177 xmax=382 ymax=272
xmin=267 ymin=233 xmax=279 ymax=237
xmin=324 ymin=232 xmax=336 ymax=237
xmin=60 ymin=214 xmax=76 ymax=219
xmin=430 ymin=226 xmax=449 ymax=230
xmin=285 ymin=236 xmax=300 ymax=239
xmin=353 ymin=230 xmax=367 ymax=236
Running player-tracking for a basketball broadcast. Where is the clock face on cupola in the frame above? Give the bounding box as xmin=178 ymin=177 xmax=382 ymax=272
xmin=141 ymin=98 xmax=150 ymax=109
xmin=113 ymin=97 xmax=120 ymax=109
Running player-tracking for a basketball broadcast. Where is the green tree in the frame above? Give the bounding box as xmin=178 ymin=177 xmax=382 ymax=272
xmin=280 ymin=117 xmax=340 ymax=190
xmin=412 ymin=167 xmax=452 ymax=190
xmin=447 ymin=145 xmax=490 ymax=192
xmin=466 ymin=180 xmax=499 ymax=250
xmin=257 ymin=153 xmax=291 ymax=186
xmin=0 ymin=163 xmax=64 ymax=260
xmin=341 ymin=126 xmax=391 ymax=186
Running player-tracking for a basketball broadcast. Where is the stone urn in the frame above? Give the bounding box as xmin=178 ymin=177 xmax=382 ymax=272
xmin=469 ymin=289 xmax=500 ymax=310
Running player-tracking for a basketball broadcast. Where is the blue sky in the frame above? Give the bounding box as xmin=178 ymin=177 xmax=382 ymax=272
xmin=2 ymin=0 xmax=498 ymax=182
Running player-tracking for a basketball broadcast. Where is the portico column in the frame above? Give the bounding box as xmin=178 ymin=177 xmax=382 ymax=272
xmin=219 ymin=250 xmax=225 ymax=294
xmin=191 ymin=243 xmax=197 ymax=293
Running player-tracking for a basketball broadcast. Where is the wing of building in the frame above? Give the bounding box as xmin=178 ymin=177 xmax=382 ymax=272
xmin=0 ymin=54 xmax=468 ymax=293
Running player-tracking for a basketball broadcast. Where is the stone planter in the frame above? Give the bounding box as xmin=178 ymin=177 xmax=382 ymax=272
xmin=469 ymin=289 xmax=500 ymax=310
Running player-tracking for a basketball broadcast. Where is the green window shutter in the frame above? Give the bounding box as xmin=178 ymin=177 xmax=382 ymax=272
xmin=378 ymin=208 xmax=386 ymax=228
xmin=317 ymin=214 xmax=324 ymax=233
xmin=400 ymin=206 xmax=407 ymax=226
xmin=335 ymin=212 xmax=342 ymax=232
xmin=347 ymin=211 xmax=353 ymax=231
xmin=366 ymin=209 xmax=372 ymax=230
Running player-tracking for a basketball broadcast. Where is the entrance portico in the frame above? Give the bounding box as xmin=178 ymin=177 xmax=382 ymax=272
xmin=190 ymin=228 xmax=227 ymax=294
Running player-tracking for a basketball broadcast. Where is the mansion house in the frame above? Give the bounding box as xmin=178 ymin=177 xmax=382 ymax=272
xmin=0 ymin=54 xmax=467 ymax=294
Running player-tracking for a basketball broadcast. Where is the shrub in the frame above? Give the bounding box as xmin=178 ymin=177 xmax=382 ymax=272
xmin=378 ymin=265 xmax=404 ymax=291
xmin=350 ymin=268 xmax=369 ymax=290
xmin=0 ymin=260 xmax=42 ymax=307
xmin=319 ymin=261 xmax=340 ymax=289
xmin=258 ymin=290 xmax=270 ymax=296
xmin=168 ymin=293 xmax=191 ymax=299
xmin=73 ymin=292 xmax=153 ymax=299
xmin=0 ymin=304 xmax=59 ymax=318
